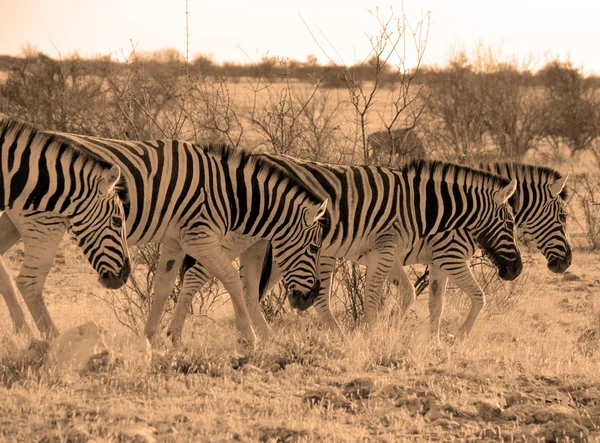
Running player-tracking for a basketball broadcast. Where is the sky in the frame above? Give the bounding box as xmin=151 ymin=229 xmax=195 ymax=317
xmin=1 ymin=0 xmax=599 ymax=73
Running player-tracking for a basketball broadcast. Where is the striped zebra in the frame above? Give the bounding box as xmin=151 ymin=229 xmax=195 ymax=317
xmin=1 ymin=131 xmax=327 ymax=346
xmin=389 ymin=162 xmax=571 ymax=341
xmin=166 ymin=158 xmax=522 ymax=343
xmin=0 ymin=120 xmax=130 ymax=335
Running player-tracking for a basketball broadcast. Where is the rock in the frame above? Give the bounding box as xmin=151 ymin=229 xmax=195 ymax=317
xmin=504 ymin=391 xmax=532 ymax=407
xmin=474 ymin=400 xmax=504 ymax=421
xmin=115 ymin=424 xmax=157 ymax=443
xmin=44 ymin=322 xmax=108 ymax=373
xmin=22 ymin=338 xmax=50 ymax=368
xmin=302 ymin=388 xmax=351 ymax=409
xmin=538 ymin=419 xmax=589 ymax=441
xmin=65 ymin=425 xmax=92 ymax=443
xmin=563 ymin=272 xmax=581 ymax=282
xmin=342 ymin=377 xmax=374 ymax=399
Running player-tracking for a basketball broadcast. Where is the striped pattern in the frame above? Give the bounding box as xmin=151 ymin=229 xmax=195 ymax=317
xmin=0 ymin=119 xmax=130 ymax=336
xmin=2 ymin=131 xmax=327 ymax=345
xmin=392 ymin=162 xmax=571 ymax=341
xmin=166 ymin=158 xmax=522 ymax=342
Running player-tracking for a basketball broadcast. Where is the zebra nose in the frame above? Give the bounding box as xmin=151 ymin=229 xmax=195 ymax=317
xmin=98 ymin=257 xmax=131 ymax=289
xmin=547 ymin=255 xmax=571 ymax=274
xmin=498 ymin=253 xmax=522 ymax=281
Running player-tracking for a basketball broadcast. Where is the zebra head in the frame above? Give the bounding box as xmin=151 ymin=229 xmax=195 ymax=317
xmin=472 ymin=179 xmax=523 ymax=281
xmin=270 ymin=199 xmax=329 ymax=311
xmin=69 ymin=164 xmax=131 ymax=289
xmin=518 ymin=173 xmax=572 ymax=274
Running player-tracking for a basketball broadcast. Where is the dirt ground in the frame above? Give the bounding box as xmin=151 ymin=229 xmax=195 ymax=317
xmin=1 ymin=238 xmax=600 ymax=442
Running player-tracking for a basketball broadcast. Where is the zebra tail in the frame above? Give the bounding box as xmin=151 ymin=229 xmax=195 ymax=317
xmin=414 ymin=266 xmax=430 ymax=297
xmin=180 ymin=255 xmax=197 ymax=283
xmin=258 ymin=243 xmax=274 ymax=301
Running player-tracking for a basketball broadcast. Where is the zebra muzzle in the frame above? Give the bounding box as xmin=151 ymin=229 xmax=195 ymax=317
xmin=98 ymin=257 xmax=131 ymax=289
xmin=288 ymin=279 xmax=321 ymax=311
xmin=547 ymin=254 xmax=572 ymax=274
xmin=498 ymin=255 xmax=522 ymax=281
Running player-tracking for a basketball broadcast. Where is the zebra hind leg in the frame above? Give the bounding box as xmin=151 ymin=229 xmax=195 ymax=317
xmin=309 ymin=256 xmax=344 ymax=335
xmin=388 ymin=260 xmax=415 ymax=317
xmin=166 ymin=262 xmax=209 ymax=345
xmin=182 ymin=240 xmax=257 ymax=348
xmin=428 ymin=265 xmax=449 ymax=343
xmin=239 ymin=242 xmax=277 ymax=338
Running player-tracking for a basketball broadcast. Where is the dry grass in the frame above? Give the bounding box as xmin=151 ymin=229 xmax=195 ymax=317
xmin=1 ymin=237 xmax=599 ymax=442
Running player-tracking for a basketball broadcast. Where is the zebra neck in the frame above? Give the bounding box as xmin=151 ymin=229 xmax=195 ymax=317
xmin=0 ymin=139 xmax=98 ymax=217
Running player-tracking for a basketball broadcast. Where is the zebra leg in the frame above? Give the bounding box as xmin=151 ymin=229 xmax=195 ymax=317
xmin=428 ymin=265 xmax=449 ymax=343
xmin=166 ymin=263 xmax=210 ymax=344
xmin=10 ymin=212 xmax=68 ymax=339
xmin=240 ymin=241 xmax=278 ymax=338
xmin=182 ymin=241 xmax=257 ymax=347
xmin=388 ymin=260 xmax=415 ymax=316
xmin=144 ymin=244 xmax=185 ymax=340
xmin=362 ymin=240 xmax=399 ymax=325
xmin=437 ymin=261 xmax=485 ymax=340
xmin=309 ymin=256 xmax=343 ymax=334
xmin=0 ymin=213 xmax=32 ymax=336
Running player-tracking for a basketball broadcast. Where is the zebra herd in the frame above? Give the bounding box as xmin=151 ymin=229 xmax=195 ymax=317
xmin=0 ymin=119 xmax=572 ymax=347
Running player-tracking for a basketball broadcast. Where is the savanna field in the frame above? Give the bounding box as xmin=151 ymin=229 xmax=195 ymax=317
xmin=2 ymin=48 xmax=600 ymax=441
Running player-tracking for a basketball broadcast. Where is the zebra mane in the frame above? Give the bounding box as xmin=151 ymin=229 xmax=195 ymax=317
xmin=403 ymin=159 xmax=512 ymax=191
xmin=199 ymin=143 xmax=323 ymax=205
xmin=482 ymin=162 xmax=568 ymax=200
xmin=0 ymin=119 xmax=129 ymax=200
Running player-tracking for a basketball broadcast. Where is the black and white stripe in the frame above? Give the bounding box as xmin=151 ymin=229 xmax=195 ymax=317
xmin=390 ymin=162 xmax=571 ymax=341
xmin=167 ymin=158 xmax=522 ymax=342
xmin=0 ymin=119 xmax=130 ymax=336
xmin=2 ymin=131 xmax=327 ymax=345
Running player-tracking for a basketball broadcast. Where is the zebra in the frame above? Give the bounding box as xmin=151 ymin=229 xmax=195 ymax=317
xmin=0 ymin=131 xmax=328 ymax=346
xmin=367 ymin=128 xmax=425 ymax=167
xmin=166 ymin=158 xmax=522 ymax=343
xmin=0 ymin=119 xmax=130 ymax=336
xmin=388 ymin=162 xmax=571 ymax=341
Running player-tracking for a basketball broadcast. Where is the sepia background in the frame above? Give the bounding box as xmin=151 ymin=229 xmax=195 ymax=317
xmin=0 ymin=1 xmax=599 ymax=441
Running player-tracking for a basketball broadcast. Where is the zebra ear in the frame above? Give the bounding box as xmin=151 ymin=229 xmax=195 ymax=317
xmin=549 ymin=173 xmax=569 ymax=198
xmin=98 ymin=165 xmax=122 ymax=195
xmin=306 ymin=199 xmax=328 ymax=225
xmin=494 ymin=179 xmax=517 ymax=205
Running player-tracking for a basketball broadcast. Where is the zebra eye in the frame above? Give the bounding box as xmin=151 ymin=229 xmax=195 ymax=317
xmin=309 ymin=244 xmax=319 ymax=253
xmin=111 ymin=216 xmax=123 ymax=228
xmin=559 ymin=213 xmax=567 ymax=223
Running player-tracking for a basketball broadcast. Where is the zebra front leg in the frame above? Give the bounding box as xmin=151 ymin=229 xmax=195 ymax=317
xmin=438 ymin=261 xmax=485 ymax=340
xmin=388 ymin=260 xmax=415 ymax=316
xmin=0 ymin=256 xmax=32 ymax=336
xmin=309 ymin=256 xmax=343 ymax=334
xmin=166 ymin=263 xmax=210 ymax=344
xmin=240 ymin=241 xmax=277 ymax=338
xmin=183 ymin=240 xmax=256 ymax=347
xmin=0 ymin=213 xmax=31 ymax=335
xmin=428 ymin=265 xmax=449 ymax=343
xmin=12 ymin=212 xmax=68 ymax=339
xmin=144 ymin=244 xmax=185 ymax=340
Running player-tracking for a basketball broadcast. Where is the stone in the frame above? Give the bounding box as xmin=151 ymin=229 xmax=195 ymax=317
xmin=342 ymin=377 xmax=375 ymax=399
xmin=302 ymin=388 xmax=351 ymax=409
xmin=44 ymin=322 xmax=108 ymax=373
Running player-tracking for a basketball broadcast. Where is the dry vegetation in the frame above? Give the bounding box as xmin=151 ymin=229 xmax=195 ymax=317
xmin=2 ymin=10 xmax=600 ymax=441
xmin=1 ymin=241 xmax=600 ymax=441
